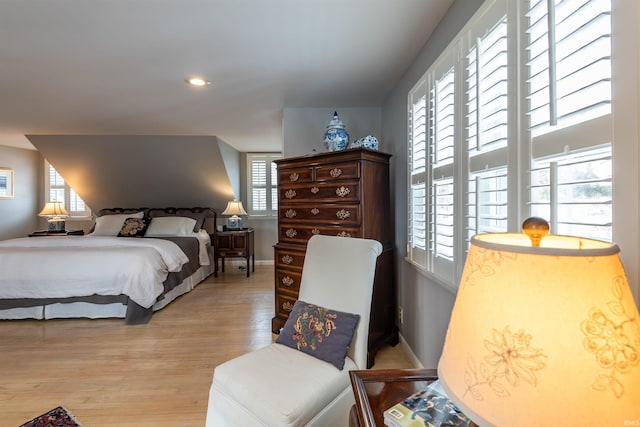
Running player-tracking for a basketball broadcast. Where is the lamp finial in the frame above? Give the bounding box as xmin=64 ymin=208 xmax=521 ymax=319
xmin=522 ymin=216 xmax=549 ymax=247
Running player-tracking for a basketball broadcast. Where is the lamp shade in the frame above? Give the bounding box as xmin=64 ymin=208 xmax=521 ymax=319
xmin=38 ymin=201 xmax=69 ymax=217
xmin=438 ymin=232 xmax=640 ymax=426
xmin=221 ymin=200 xmax=247 ymax=217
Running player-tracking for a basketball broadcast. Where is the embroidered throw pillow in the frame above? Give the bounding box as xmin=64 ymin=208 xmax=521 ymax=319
xmin=276 ymin=300 xmax=360 ymax=370
xmin=117 ymin=217 xmax=150 ymax=237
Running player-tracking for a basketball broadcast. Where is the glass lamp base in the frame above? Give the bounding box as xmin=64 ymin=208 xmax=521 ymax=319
xmin=48 ymin=219 xmax=66 ymax=232
xmin=227 ymin=217 xmax=242 ymax=230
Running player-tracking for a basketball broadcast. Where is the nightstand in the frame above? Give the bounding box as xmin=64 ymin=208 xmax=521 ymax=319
xmin=213 ymin=227 xmax=255 ymax=277
xmin=29 ymin=229 xmax=85 ymax=237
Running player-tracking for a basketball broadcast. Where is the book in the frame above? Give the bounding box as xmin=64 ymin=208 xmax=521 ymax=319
xmin=383 ymin=380 xmax=471 ymax=427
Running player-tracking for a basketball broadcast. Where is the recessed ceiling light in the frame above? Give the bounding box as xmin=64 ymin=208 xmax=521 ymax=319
xmin=185 ymin=77 xmax=211 ymax=87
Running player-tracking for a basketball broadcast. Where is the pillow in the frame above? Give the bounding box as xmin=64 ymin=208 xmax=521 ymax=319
xmin=91 ymin=212 xmax=144 ymax=236
xmin=275 ymin=300 xmax=360 ymax=370
xmin=149 ymin=211 xmax=207 ymax=232
xmin=145 ymin=216 xmax=197 ymax=237
xmin=117 ymin=217 xmax=150 ymax=238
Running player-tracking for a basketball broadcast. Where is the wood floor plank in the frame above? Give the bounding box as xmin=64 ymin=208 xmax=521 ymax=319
xmin=0 ymin=265 xmax=411 ymax=426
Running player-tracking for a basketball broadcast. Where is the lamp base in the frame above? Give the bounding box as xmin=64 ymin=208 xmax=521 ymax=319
xmin=48 ymin=219 xmax=66 ymax=232
xmin=226 ymin=216 xmax=242 ymax=231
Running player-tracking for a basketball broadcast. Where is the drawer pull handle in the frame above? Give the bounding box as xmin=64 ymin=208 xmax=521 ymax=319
xmin=330 ymin=168 xmax=343 ymax=178
xmin=285 ymin=209 xmax=297 ymax=219
xmin=311 ymin=208 xmax=320 ymax=215
xmin=285 ymin=189 xmax=297 ymax=199
xmin=336 ymin=209 xmax=351 ymax=220
xmin=311 ymin=186 xmax=320 ymax=194
xmin=282 ymin=276 xmax=294 ymax=287
xmin=337 ymin=231 xmax=352 ymax=238
xmin=336 ymin=186 xmax=351 ymax=197
xmin=289 ymin=172 xmax=299 ymax=182
xmin=312 ymin=228 xmax=320 ymax=235
xmin=283 ymin=301 xmax=294 ymax=312
xmin=281 ymin=255 xmax=293 ymax=264
xmin=285 ymin=228 xmax=298 ymax=238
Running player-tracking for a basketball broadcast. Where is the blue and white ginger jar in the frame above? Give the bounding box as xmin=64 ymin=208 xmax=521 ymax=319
xmin=323 ymin=111 xmax=349 ymax=152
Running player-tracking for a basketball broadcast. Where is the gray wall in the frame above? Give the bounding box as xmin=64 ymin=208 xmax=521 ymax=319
xmin=27 ymin=135 xmax=238 ymax=213
xmin=283 ymin=107 xmax=382 ymax=157
xmin=381 ymin=0 xmax=485 ymax=368
xmin=0 ymin=145 xmax=40 ymax=240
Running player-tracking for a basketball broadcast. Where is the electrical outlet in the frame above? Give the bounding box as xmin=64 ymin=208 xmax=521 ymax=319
xmin=398 ymin=306 xmax=403 ymax=324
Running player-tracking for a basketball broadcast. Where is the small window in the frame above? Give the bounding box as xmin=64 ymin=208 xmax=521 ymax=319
xmin=45 ymin=161 xmax=91 ymax=217
xmin=246 ymin=153 xmax=281 ymax=216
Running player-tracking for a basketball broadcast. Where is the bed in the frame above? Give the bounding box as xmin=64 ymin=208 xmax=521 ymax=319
xmin=0 ymin=207 xmax=216 ymax=324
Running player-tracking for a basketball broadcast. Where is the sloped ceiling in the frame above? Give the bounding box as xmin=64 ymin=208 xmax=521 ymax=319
xmin=0 ymin=0 xmax=454 ymax=152
xmin=27 ymin=135 xmax=237 ymax=212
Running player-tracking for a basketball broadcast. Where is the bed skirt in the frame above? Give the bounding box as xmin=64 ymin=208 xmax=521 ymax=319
xmin=0 ymin=263 xmax=214 ymax=324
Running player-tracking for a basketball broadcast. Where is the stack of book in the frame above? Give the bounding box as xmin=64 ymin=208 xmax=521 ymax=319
xmin=383 ymin=380 xmax=471 ymax=427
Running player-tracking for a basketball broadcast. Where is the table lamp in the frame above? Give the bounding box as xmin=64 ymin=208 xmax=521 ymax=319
xmin=438 ymin=218 xmax=640 ymax=426
xmin=38 ymin=201 xmax=69 ymax=232
xmin=222 ymin=200 xmax=247 ymax=230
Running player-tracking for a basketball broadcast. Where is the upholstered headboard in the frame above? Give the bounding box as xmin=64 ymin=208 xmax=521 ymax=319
xmin=95 ymin=207 xmax=217 ymax=233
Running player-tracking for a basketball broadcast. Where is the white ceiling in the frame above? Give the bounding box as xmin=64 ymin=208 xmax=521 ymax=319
xmin=0 ymin=0 xmax=453 ymax=152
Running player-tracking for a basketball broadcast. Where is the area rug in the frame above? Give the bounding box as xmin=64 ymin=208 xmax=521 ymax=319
xmin=19 ymin=406 xmax=84 ymax=427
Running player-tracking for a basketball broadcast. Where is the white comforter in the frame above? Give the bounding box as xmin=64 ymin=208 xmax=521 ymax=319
xmin=0 ymin=236 xmax=190 ymax=308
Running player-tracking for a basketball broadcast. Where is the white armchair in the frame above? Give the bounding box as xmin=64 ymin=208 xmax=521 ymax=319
xmin=206 ymin=235 xmax=383 ymax=427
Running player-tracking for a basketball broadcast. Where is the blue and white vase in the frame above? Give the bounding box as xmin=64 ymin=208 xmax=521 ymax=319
xmin=323 ymin=111 xmax=349 ymax=152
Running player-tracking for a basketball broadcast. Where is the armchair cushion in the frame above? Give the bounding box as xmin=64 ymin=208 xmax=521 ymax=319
xmin=209 ymin=343 xmax=358 ymax=426
xmin=275 ymin=300 xmax=359 ymax=370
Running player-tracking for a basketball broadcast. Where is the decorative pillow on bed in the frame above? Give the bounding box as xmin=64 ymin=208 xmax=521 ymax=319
xmin=91 ymin=212 xmax=144 ymax=236
xmin=117 ymin=217 xmax=150 ymax=237
xmin=275 ymin=300 xmax=360 ymax=370
xmin=145 ymin=216 xmax=197 ymax=236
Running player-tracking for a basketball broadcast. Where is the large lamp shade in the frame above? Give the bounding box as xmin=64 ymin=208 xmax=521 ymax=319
xmin=438 ymin=231 xmax=640 ymax=426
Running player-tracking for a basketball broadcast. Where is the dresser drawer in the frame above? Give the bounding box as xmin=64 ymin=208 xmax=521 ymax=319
xmin=279 ymin=180 xmax=360 ymax=203
xmin=275 ymin=268 xmax=302 ymax=294
xmin=274 ymin=247 xmax=305 ymax=270
xmin=275 ymin=293 xmax=298 ymax=319
xmin=279 ymin=225 xmax=361 ymax=244
xmin=279 ymin=167 xmax=314 ymax=184
xmin=279 ymin=204 xmax=361 ymax=225
xmin=315 ymin=161 xmax=360 ymax=181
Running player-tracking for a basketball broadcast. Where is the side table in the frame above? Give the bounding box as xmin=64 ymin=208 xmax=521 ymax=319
xmin=349 ymin=368 xmax=479 ymax=427
xmin=213 ymin=227 xmax=255 ymax=277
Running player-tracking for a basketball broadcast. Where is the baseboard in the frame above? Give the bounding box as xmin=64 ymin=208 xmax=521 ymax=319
xmin=399 ymin=333 xmax=425 ymax=369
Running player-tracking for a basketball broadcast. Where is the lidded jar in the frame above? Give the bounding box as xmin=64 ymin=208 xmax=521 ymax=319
xmin=323 ymin=111 xmax=349 ymax=152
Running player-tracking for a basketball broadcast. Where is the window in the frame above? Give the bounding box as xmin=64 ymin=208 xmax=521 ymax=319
xmin=407 ymin=0 xmax=614 ymax=288
xmin=45 ymin=161 xmax=91 ymax=217
xmin=246 ymin=153 xmax=281 ymax=216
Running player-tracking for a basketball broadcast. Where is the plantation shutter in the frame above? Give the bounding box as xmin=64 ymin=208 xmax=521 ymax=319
xmin=408 ymin=80 xmax=428 ymax=268
xmin=247 ymin=153 xmax=281 ymax=216
xmin=526 ymin=0 xmax=612 ymax=240
xmin=465 ymin=12 xmax=510 ymax=242
xmin=47 ymin=163 xmax=89 ymax=216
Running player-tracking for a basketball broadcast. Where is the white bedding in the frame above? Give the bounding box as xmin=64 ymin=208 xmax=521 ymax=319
xmin=0 ymin=236 xmax=192 ymax=308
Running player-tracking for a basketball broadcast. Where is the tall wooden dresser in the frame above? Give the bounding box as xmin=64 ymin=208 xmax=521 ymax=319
xmin=272 ymin=147 xmax=398 ymax=367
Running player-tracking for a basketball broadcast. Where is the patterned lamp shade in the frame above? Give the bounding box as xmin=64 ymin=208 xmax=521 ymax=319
xmin=438 ymin=231 xmax=640 ymax=426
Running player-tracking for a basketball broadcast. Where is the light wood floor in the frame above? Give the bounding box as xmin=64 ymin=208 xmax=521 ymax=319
xmin=0 ymin=265 xmax=412 ymax=426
